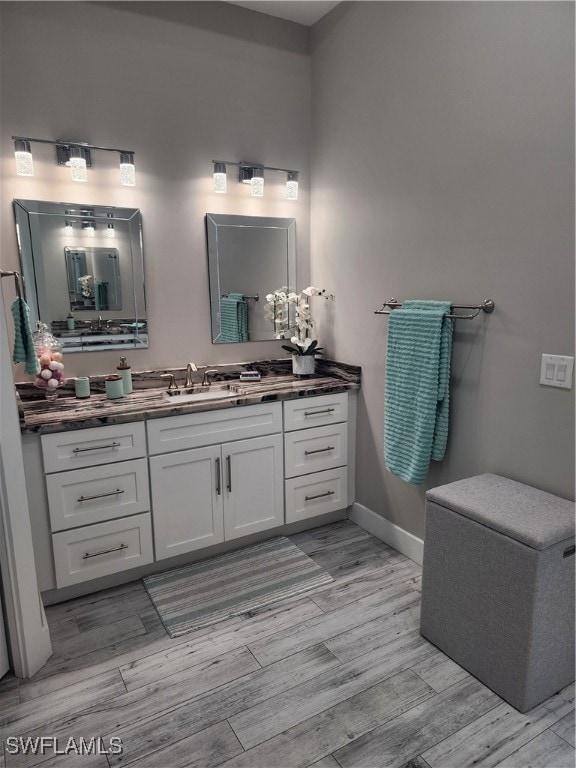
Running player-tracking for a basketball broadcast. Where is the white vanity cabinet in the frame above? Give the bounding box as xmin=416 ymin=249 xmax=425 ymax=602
xmin=40 ymin=423 xmax=153 ymax=588
xmin=283 ymin=393 xmax=350 ymax=523
xmin=147 ymin=403 xmax=284 ymax=560
xmin=25 ymin=390 xmax=354 ymax=598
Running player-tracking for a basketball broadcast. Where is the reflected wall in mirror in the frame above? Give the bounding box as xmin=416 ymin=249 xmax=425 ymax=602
xmin=14 ymin=200 xmax=147 ymax=352
xmin=206 ymin=213 xmax=296 ymax=343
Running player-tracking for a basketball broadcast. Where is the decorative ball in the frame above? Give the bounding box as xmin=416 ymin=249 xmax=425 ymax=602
xmin=35 ymin=378 xmax=47 ymax=388
xmin=48 ymin=361 xmax=59 ymax=371
xmin=47 ymin=378 xmax=59 ymax=389
xmin=51 ymin=352 xmax=63 ymax=362
xmin=53 ymin=361 xmax=65 ymax=371
xmin=40 ymin=369 xmax=53 ymax=380
xmin=39 ymin=353 xmax=51 ymax=367
xmin=52 ymin=370 xmax=62 ymax=381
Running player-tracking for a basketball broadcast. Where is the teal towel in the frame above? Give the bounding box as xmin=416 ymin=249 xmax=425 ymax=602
xmin=384 ymin=300 xmax=454 ymax=484
xmin=11 ymin=298 xmax=40 ymax=375
xmin=220 ymin=294 xmax=248 ymax=342
xmin=95 ymin=281 xmax=108 ymax=311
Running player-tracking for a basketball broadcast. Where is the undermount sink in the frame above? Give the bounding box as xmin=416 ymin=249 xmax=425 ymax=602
xmin=163 ymin=387 xmax=232 ymax=404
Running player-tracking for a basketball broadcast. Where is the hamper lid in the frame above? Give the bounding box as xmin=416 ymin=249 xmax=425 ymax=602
xmin=426 ymin=474 xmax=575 ymax=550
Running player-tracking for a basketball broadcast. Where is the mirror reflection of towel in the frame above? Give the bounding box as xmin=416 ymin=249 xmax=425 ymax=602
xmin=220 ymin=293 xmax=248 ymax=342
xmin=95 ymin=281 xmax=109 ymax=311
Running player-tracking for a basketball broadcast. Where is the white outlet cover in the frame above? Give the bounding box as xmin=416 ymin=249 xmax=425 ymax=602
xmin=540 ymin=354 xmax=574 ymax=389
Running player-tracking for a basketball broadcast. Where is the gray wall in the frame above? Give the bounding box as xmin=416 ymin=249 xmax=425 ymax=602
xmin=311 ymin=2 xmax=575 ymax=536
xmin=0 ymin=1 xmax=310 ymax=377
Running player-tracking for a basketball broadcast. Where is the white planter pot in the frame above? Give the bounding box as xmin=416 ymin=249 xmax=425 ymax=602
xmin=292 ymin=355 xmax=315 ymax=376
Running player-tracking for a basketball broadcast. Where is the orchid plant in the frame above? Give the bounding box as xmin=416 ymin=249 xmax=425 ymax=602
xmin=78 ymin=274 xmax=94 ymax=299
xmin=264 ymin=286 xmax=329 ymax=357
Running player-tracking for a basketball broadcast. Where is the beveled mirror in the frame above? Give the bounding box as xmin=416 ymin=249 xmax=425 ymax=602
xmin=13 ymin=199 xmax=147 ymax=352
xmin=206 ymin=213 xmax=296 ymax=343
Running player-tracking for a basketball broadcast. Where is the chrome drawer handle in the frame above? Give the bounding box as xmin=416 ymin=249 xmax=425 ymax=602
xmin=304 ymin=408 xmax=335 ymax=417
xmin=226 ymin=455 xmax=232 ymax=492
xmin=82 ymin=543 xmax=128 ymax=560
xmin=77 ymin=489 xmax=124 ymax=503
xmin=72 ymin=442 xmax=121 ymax=453
xmin=215 ymin=457 xmax=221 ymax=496
xmin=304 ymin=446 xmax=335 ymax=456
xmin=305 ymin=490 xmax=335 ymax=501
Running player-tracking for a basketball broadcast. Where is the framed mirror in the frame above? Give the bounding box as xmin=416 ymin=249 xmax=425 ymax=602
xmin=206 ymin=213 xmax=296 ymax=343
xmin=13 ymin=199 xmax=147 ymax=352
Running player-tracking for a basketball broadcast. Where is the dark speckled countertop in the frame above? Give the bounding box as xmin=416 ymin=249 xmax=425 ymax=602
xmin=16 ymin=359 xmax=361 ymax=435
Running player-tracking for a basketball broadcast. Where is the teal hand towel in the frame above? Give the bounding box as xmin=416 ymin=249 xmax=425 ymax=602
xmin=220 ymin=294 xmax=248 ymax=343
xmin=11 ymin=297 xmax=41 ymax=375
xmin=384 ymin=300 xmax=454 ymax=484
xmin=95 ymin=281 xmax=109 ymax=311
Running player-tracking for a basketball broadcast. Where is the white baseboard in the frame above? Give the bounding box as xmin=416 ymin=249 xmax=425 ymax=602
xmin=349 ymin=502 xmax=424 ymax=566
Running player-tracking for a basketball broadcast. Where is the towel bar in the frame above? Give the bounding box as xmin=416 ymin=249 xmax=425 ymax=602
xmin=221 ymin=293 xmax=259 ymax=301
xmin=374 ymin=298 xmax=494 ymax=320
xmin=0 ymin=269 xmax=23 ymax=299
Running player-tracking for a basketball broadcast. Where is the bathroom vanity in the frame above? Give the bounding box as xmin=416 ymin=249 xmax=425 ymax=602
xmin=18 ymin=360 xmax=359 ymax=602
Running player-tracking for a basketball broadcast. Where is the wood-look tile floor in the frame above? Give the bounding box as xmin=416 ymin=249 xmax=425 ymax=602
xmin=1 ymin=521 xmax=574 ymax=768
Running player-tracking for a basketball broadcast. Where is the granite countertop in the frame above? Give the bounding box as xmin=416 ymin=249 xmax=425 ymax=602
xmin=16 ymin=359 xmax=361 ymax=435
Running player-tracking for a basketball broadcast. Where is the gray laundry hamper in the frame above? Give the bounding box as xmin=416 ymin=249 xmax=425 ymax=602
xmin=420 ymin=473 xmax=575 ymax=713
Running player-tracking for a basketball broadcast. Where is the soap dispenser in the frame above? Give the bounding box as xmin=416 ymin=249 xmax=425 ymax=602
xmin=117 ymin=355 xmax=133 ymax=394
xmin=66 ymin=313 xmax=75 ymax=331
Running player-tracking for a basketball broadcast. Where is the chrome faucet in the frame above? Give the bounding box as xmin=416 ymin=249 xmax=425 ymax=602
xmin=202 ymin=369 xmax=219 ymax=387
xmin=161 ymin=373 xmax=179 ymax=391
xmin=185 ymin=362 xmax=198 ymax=388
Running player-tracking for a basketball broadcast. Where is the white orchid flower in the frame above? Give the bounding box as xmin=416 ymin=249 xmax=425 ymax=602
xmin=302 ymin=286 xmax=320 ymax=296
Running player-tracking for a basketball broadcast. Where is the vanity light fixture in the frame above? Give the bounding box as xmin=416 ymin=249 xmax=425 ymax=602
xmin=211 ymin=160 xmax=300 ymax=200
xmin=213 ymin=162 xmax=227 ymax=194
xmin=286 ymin=171 xmax=299 ymax=201
xmin=69 ymin=146 xmax=88 ymax=182
xmin=14 ymin=140 xmax=34 ymax=177
xmin=106 ymin=213 xmax=115 ymax=238
xmin=119 ymin=152 xmax=136 ymax=187
xmin=82 ymin=221 xmax=95 ymax=237
xmin=250 ymin=166 xmax=264 ymax=198
xmin=11 ymin=136 xmax=136 ymax=186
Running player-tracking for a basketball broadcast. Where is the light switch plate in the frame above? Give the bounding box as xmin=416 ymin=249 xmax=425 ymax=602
xmin=540 ymin=354 xmax=574 ymax=389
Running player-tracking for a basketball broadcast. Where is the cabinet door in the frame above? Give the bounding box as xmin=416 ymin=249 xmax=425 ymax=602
xmin=223 ymin=434 xmax=284 ymax=541
xmin=150 ymin=445 xmax=224 ymax=560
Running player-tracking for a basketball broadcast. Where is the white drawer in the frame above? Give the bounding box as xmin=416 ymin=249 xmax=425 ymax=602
xmin=147 ymin=402 xmax=282 ymax=455
xmin=285 ymin=467 xmax=348 ymax=523
xmin=284 ymin=393 xmax=348 ymax=432
xmin=284 ymin=422 xmax=348 ymax=479
xmin=46 ymin=459 xmax=150 ymax=532
xmin=41 ymin=422 xmax=146 ymax=473
xmin=52 ymin=513 xmax=153 ymax=588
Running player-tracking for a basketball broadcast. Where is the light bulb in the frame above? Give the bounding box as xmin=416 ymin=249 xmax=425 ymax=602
xmin=251 ymin=167 xmax=264 ymax=198
xmin=120 ymin=152 xmax=136 ymax=186
xmin=69 ymin=146 xmax=87 ymax=182
xmin=64 ymin=221 xmax=73 ymax=237
xmin=14 ymin=140 xmax=34 ymax=177
xmin=107 ymin=224 xmax=115 ymax=238
xmin=213 ymin=162 xmax=227 ymax=194
xmin=286 ymin=171 xmax=299 ymax=201
xmin=82 ymin=221 xmax=95 ymax=237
